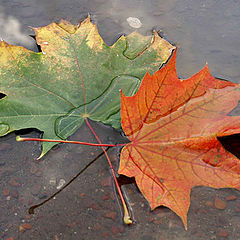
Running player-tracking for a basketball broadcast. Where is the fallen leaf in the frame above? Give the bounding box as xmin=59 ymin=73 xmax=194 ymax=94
xmin=0 ymin=16 xmax=174 ymax=156
xmin=119 ymin=49 xmax=240 ymax=229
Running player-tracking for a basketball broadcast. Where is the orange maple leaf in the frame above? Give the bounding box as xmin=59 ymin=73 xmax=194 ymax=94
xmin=119 ymin=49 xmax=240 ymax=229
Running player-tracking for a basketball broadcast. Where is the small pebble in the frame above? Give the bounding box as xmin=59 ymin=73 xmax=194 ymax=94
xmin=49 ymin=178 xmax=56 ymax=186
xmin=127 ymin=17 xmax=142 ymax=28
xmin=56 ymin=179 xmax=66 ymax=189
xmin=214 ymin=197 xmax=227 ymax=210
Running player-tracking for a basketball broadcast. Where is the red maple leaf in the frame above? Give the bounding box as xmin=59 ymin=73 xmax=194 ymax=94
xmin=119 ymin=49 xmax=240 ymax=229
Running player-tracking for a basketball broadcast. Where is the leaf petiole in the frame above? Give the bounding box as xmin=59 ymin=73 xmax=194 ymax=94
xmin=16 ymin=136 xmax=126 ymax=147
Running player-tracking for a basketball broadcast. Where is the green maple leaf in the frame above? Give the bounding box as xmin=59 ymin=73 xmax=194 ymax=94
xmin=0 ymin=16 xmax=174 ymax=156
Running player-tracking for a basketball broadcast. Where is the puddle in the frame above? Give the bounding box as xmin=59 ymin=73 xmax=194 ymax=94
xmin=0 ymin=0 xmax=240 ymax=239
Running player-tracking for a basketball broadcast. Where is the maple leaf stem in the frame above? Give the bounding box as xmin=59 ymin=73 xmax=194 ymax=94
xmin=84 ymin=118 xmax=133 ymax=225
xmin=16 ymin=136 xmax=126 ymax=147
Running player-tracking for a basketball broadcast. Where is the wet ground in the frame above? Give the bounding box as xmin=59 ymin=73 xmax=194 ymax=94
xmin=0 ymin=0 xmax=240 ymax=239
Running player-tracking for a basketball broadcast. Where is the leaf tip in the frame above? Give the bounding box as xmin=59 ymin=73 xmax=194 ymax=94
xmin=184 ymin=224 xmax=188 ymax=231
xmin=28 ymin=25 xmax=34 ymax=30
xmin=171 ymin=47 xmax=177 ymax=60
xmin=87 ymin=13 xmax=91 ymax=20
xmin=202 ymin=63 xmax=211 ymax=76
xmin=0 ymin=40 xmax=8 ymax=46
xmin=81 ymin=14 xmax=92 ymax=26
xmin=37 ymin=152 xmax=45 ymax=160
xmin=120 ymin=88 xmax=124 ymax=96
